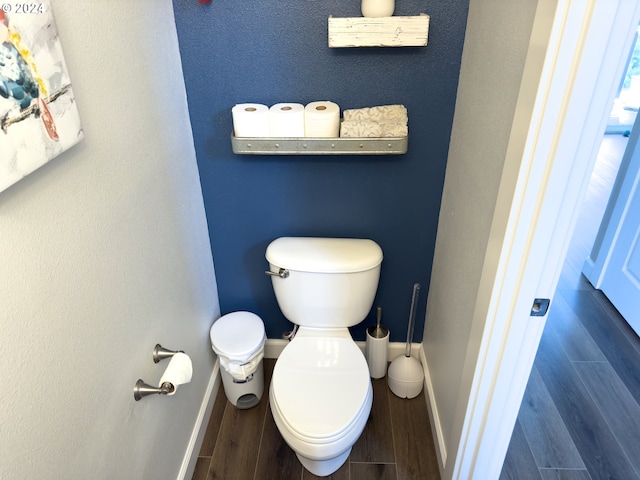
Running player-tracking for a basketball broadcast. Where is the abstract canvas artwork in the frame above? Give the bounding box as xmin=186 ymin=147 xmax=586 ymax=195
xmin=0 ymin=1 xmax=83 ymax=193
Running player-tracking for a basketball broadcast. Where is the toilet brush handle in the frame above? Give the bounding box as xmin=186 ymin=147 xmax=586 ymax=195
xmin=405 ymin=283 xmax=420 ymax=357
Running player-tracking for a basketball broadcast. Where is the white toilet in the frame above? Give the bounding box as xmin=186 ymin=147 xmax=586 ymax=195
xmin=265 ymin=237 xmax=383 ymax=477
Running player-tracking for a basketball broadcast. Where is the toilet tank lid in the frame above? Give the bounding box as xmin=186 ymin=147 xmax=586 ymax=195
xmin=265 ymin=237 xmax=383 ymax=273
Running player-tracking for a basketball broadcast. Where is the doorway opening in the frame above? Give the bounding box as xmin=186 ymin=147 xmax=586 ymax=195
xmin=500 ymin=19 xmax=640 ymax=480
xmin=569 ymin=21 xmax=640 ymax=293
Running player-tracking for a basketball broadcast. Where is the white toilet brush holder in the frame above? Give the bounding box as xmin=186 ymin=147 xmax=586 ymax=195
xmin=366 ymin=306 xmax=389 ymax=379
xmin=388 ymin=283 xmax=424 ymax=399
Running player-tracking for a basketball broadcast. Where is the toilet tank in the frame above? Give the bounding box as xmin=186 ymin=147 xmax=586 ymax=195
xmin=265 ymin=237 xmax=383 ymax=328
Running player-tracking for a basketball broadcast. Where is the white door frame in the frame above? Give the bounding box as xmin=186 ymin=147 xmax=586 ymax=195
xmin=449 ymin=0 xmax=640 ymax=478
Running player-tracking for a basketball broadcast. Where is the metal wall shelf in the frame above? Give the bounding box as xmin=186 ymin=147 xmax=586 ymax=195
xmin=231 ymin=134 xmax=408 ymax=155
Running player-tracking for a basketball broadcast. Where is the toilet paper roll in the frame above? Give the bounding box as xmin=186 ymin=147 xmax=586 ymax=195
xmin=269 ymin=103 xmax=305 ymax=137
xmin=232 ymin=103 xmax=270 ymax=137
xmin=366 ymin=327 xmax=389 ymax=379
xmin=159 ymin=352 xmax=193 ymax=395
xmin=304 ymin=101 xmax=340 ymax=137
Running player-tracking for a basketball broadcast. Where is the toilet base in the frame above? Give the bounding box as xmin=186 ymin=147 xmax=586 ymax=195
xmin=296 ymin=448 xmax=350 ymax=477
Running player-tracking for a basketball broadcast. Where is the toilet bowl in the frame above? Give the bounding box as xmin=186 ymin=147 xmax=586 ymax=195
xmin=269 ymin=328 xmax=373 ymax=476
xmin=265 ymin=237 xmax=382 ymax=476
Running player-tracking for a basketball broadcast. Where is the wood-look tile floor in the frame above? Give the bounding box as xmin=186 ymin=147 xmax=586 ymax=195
xmin=501 ymin=134 xmax=640 ymax=479
xmin=192 ymin=358 xmax=440 ymax=480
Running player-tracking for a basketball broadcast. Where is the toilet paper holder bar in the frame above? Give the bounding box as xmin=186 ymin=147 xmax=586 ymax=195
xmin=133 ymin=344 xmax=184 ymax=401
xmin=134 ymin=379 xmax=175 ymax=401
xmin=153 ymin=344 xmax=184 ymax=363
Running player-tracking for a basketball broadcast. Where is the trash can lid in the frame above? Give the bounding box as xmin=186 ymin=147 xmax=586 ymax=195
xmin=210 ymin=311 xmax=266 ymax=362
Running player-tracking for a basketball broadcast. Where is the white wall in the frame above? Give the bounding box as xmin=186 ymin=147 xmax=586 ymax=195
xmin=0 ymin=1 xmax=219 ymax=479
xmin=423 ymin=0 xmax=539 ymax=473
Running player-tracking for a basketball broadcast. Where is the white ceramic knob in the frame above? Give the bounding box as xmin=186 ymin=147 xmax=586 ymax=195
xmin=361 ymin=0 xmax=394 ymax=17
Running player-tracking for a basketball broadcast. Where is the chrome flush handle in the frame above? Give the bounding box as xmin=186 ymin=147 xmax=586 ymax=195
xmin=265 ymin=267 xmax=289 ymax=279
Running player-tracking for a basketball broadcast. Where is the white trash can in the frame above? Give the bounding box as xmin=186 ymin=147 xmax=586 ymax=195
xmin=210 ymin=311 xmax=266 ymax=409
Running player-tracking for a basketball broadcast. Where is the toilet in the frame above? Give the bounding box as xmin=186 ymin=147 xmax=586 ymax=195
xmin=265 ymin=237 xmax=383 ymax=477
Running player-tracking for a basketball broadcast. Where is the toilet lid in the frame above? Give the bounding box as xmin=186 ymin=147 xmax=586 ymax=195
xmin=271 ymin=336 xmax=371 ymax=441
xmin=210 ymin=312 xmax=266 ymax=362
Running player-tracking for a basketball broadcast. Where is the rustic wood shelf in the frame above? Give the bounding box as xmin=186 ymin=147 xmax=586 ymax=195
xmin=231 ymin=133 xmax=408 ymax=155
xmin=328 ymin=14 xmax=430 ymax=48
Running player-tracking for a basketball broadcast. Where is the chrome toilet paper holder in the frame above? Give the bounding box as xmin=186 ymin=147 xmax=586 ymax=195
xmin=153 ymin=344 xmax=183 ymax=363
xmin=134 ymin=344 xmax=184 ymax=401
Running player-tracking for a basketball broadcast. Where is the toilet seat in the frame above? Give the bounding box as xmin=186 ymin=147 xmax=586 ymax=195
xmin=270 ymin=334 xmax=371 ymax=444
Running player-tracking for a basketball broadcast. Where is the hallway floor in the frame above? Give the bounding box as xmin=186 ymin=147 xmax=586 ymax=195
xmin=192 ymin=358 xmax=441 ymax=480
xmin=500 ymin=134 xmax=640 ymax=479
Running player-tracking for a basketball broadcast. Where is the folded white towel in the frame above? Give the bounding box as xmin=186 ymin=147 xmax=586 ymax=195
xmin=343 ymin=104 xmax=408 ymax=123
xmin=340 ymin=121 xmax=408 ymax=138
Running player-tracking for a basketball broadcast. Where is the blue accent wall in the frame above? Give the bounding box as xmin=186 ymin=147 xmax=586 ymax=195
xmin=172 ymin=0 xmax=469 ymax=342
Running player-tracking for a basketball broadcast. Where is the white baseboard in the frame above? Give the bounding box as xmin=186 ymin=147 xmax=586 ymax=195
xmin=179 ymin=357 xmax=221 ymax=480
xmin=419 ymin=344 xmax=447 ymax=475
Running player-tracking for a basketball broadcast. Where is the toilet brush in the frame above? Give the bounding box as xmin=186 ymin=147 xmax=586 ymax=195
xmin=366 ymin=306 xmax=390 ymax=379
xmin=388 ymin=283 xmax=424 ymax=399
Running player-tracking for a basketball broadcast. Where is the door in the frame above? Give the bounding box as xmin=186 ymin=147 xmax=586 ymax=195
xmin=598 ymin=122 xmax=640 ymax=334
